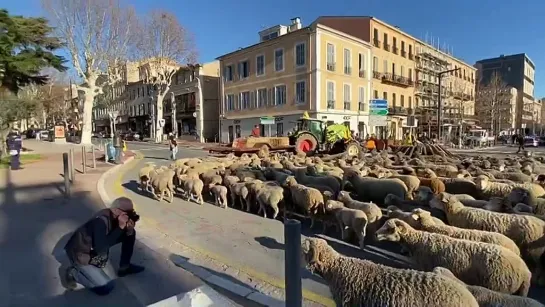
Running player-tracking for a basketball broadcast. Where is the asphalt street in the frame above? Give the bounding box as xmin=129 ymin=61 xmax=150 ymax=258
xmin=113 ymin=142 xmax=545 ymax=305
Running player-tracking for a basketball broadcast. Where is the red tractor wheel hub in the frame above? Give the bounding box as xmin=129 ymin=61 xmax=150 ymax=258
xmin=299 ymin=139 xmax=313 ymax=152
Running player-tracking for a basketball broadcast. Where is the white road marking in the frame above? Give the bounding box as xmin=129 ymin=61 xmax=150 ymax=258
xmin=135 ymin=147 xmax=169 ymax=151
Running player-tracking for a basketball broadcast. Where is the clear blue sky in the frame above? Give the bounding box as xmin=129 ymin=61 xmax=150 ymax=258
xmin=5 ymin=0 xmax=544 ymax=97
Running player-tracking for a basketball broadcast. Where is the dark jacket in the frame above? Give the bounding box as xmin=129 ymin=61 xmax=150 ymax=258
xmin=64 ymin=209 xmax=124 ymax=265
xmin=517 ymin=135 xmax=525 ymax=145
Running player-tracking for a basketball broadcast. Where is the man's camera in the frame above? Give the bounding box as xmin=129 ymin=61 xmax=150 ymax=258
xmin=127 ymin=210 xmax=140 ymax=223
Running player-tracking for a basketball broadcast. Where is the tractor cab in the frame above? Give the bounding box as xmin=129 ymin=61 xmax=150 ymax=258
xmin=295 ymin=118 xmax=326 ymax=143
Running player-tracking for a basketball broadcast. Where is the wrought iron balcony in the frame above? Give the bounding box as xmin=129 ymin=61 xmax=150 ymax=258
xmin=380 ymin=73 xmax=413 ymax=87
xmin=383 ymin=43 xmax=390 ymax=51
xmin=388 ymin=106 xmax=410 ymax=116
xmin=359 ymin=70 xmax=366 ymax=78
xmin=392 ymin=46 xmax=399 ymax=54
xmin=401 ymin=50 xmax=407 ymax=57
xmin=373 ymin=39 xmax=380 ymax=47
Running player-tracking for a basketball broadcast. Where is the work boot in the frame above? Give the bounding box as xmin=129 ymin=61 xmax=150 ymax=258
xmin=118 ymin=264 xmax=145 ymax=277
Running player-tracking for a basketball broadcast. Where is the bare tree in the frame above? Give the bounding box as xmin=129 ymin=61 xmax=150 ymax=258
xmin=42 ymin=0 xmax=136 ymax=144
xmin=476 ymin=71 xmax=511 ymax=136
xmin=134 ymin=10 xmax=197 ymax=142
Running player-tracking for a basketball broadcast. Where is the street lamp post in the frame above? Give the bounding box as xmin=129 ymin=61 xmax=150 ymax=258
xmin=108 ymin=111 xmax=119 ymax=138
xmin=437 ymin=67 xmax=461 ymax=140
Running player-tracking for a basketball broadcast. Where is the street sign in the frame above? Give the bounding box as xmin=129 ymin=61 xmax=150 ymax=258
xmin=369 ymin=99 xmax=388 ymax=127
xmin=260 ymin=116 xmax=275 ymax=125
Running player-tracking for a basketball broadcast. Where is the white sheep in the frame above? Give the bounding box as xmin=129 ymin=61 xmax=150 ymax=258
xmin=210 ymin=185 xmax=228 ymax=208
xmin=283 ymin=176 xmax=325 ymax=228
xmin=376 ymin=219 xmax=531 ymax=296
xmin=344 ymin=172 xmax=409 ymax=204
xmin=150 ymin=168 xmax=175 ymax=202
xmin=433 ymin=267 xmax=544 ymax=307
xmin=410 ymin=208 xmax=521 ymax=256
xmin=325 ymin=200 xmax=368 ymax=249
xmin=301 ymin=238 xmax=479 ymax=307
xmin=181 ymin=176 xmax=204 ymax=205
xmin=430 ymin=192 xmax=545 ymax=266
xmin=255 ymin=183 xmax=284 ymax=219
xmin=475 ymin=175 xmax=545 ymax=199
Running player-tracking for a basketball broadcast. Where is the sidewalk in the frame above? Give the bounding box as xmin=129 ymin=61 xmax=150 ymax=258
xmin=125 ymin=138 xmax=220 ymax=150
xmin=0 ymin=152 xmax=238 ymax=306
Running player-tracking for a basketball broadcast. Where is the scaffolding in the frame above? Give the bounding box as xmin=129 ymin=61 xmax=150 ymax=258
xmin=414 ymin=40 xmax=455 ymax=136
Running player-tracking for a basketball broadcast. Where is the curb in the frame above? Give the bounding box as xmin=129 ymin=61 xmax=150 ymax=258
xmin=96 ymin=153 xmax=287 ymax=307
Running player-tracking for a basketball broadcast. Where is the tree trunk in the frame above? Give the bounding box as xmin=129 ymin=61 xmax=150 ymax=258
xmin=155 ymin=93 xmax=165 ymax=143
xmin=80 ymin=88 xmax=97 ymax=145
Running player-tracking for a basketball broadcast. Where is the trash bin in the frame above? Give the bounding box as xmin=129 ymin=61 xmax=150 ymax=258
xmin=107 ymin=142 xmax=116 ymax=162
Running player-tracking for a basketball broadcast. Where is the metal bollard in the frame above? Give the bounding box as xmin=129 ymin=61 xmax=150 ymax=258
xmin=69 ymin=148 xmax=75 ymax=182
xmin=63 ymin=152 xmax=70 ymax=198
xmin=284 ymin=219 xmax=302 ymax=307
xmin=92 ymin=145 xmax=96 ymax=169
xmin=81 ymin=146 xmax=87 ymax=174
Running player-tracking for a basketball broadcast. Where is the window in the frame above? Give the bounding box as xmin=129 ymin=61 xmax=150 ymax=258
xmin=373 ymin=57 xmax=378 ymax=71
xmin=409 ymin=45 xmax=413 ymax=56
xmin=225 ymin=65 xmax=233 ymax=81
xmin=327 ymin=81 xmax=335 ymax=109
xmin=383 ymin=60 xmax=388 ymax=73
xmin=344 ymin=49 xmax=351 ymax=75
xmin=383 ymin=33 xmax=388 ymax=50
xmin=256 ymin=55 xmax=265 ymax=76
xmin=238 ymin=61 xmax=249 ymax=79
xmin=401 ymin=41 xmax=406 ymax=55
xmin=393 ymin=37 xmax=397 ymax=53
xmin=401 ymin=95 xmax=405 ymax=107
xmin=343 ymin=84 xmax=351 ymax=110
xmin=226 ymin=94 xmax=234 ymax=111
xmin=274 ymin=85 xmax=286 ymax=105
xmin=409 ymin=96 xmax=413 ymax=108
xmin=408 ymin=68 xmax=413 ymax=81
xmin=295 ymin=81 xmax=305 ymax=104
xmin=392 ymin=63 xmax=396 ymax=75
xmin=257 ymin=88 xmax=267 ymax=108
xmin=274 ymin=49 xmax=284 ymax=71
xmin=358 ymin=87 xmax=366 ymax=111
xmin=383 ymin=92 xmax=387 ymax=100
xmin=373 ymin=28 xmax=379 ymax=40
xmin=295 ymin=43 xmax=305 ymax=67
xmin=276 ymin=123 xmax=283 ymax=136
xmin=235 ymin=125 xmax=241 ymax=138
xmin=400 ymin=66 xmax=404 ymax=77
xmin=392 ymin=93 xmax=397 ymax=106
xmin=326 ymin=43 xmax=335 ymax=71
xmin=374 ymin=90 xmax=378 ymax=99
xmin=358 ymin=53 xmax=365 ymax=77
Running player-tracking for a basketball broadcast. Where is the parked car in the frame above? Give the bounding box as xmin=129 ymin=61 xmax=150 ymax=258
xmin=525 ymin=136 xmax=539 ymax=147
xmin=123 ymin=131 xmax=141 ymax=141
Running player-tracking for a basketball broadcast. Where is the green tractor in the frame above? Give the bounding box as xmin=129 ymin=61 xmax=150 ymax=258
xmin=288 ymin=117 xmax=361 ymax=157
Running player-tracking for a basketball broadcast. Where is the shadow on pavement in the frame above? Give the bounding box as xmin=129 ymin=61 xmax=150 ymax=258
xmin=0 ymin=167 xmax=200 ymax=307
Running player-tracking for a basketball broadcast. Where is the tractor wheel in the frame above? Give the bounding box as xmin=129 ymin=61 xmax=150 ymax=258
xmin=295 ymin=133 xmax=317 ymax=156
xmin=345 ymin=142 xmax=361 ymax=157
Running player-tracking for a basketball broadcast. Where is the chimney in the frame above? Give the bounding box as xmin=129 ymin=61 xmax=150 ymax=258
xmin=289 ymin=17 xmax=302 ymax=31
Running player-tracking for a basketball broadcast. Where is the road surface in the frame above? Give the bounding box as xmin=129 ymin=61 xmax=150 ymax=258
xmin=111 ymin=142 xmax=545 ymax=305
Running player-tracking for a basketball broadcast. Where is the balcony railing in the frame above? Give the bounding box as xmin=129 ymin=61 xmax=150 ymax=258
xmin=359 ymin=70 xmax=366 ymax=78
xmin=372 ymin=71 xmax=381 ymax=79
xmin=383 ymin=43 xmax=390 ymax=51
xmin=380 ymin=73 xmax=413 ymax=87
xmin=401 ymin=50 xmax=406 ymax=57
xmin=344 ymin=102 xmax=351 ymax=110
xmin=409 ymin=53 xmax=414 ymax=60
xmin=373 ymin=39 xmax=380 ymax=47
xmin=388 ymin=106 xmax=410 ymax=116
xmin=327 ymin=62 xmax=336 ymax=71
xmin=327 ymin=100 xmax=335 ymax=109
xmin=344 ymin=67 xmax=352 ymax=75
xmin=393 ymin=46 xmax=399 ymax=54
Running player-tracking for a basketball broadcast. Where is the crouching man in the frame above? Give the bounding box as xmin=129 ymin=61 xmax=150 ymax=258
xmin=63 ymin=197 xmax=145 ymax=295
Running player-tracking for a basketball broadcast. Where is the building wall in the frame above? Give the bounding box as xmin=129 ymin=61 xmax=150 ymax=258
xmin=220 ymin=28 xmax=313 ymax=119
xmin=317 ymin=25 xmax=372 ymax=133
xmin=220 ymin=114 xmax=302 ymax=143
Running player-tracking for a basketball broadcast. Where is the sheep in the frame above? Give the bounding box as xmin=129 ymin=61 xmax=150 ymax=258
xmin=255 ymin=183 xmax=284 ymax=219
xmin=301 ymin=238 xmax=479 ymax=307
xmin=506 ymin=186 xmax=545 ymax=215
xmin=390 ymin=174 xmax=420 ymax=199
xmin=433 ymin=267 xmax=544 ymax=307
xmin=291 ymin=167 xmax=341 ymax=197
xmin=386 ymin=205 xmax=445 ymax=227
xmin=210 ymin=185 xmax=228 ymax=208
xmin=410 ymin=208 xmax=521 ymax=256
xmin=138 ymin=164 xmax=156 ymax=191
xmin=337 ymin=191 xmax=383 ymax=239
xmin=459 ymin=197 xmax=505 ymax=212
xmin=344 ymin=172 xmax=408 ymax=204
xmin=376 ymin=218 xmax=531 ymax=296
xmin=283 ymin=176 xmax=325 ymax=228
xmin=430 ymin=192 xmax=545 ymax=267
xmin=417 ymin=177 xmax=446 ymax=195
xmin=150 ymin=169 xmax=175 ymax=203
xmin=181 ymin=177 xmax=204 ymax=205
xmin=324 ymin=200 xmax=368 ymax=249
xmin=475 ymin=175 xmax=545 ymax=199
xmin=229 ymin=182 xmax=250 ymax=210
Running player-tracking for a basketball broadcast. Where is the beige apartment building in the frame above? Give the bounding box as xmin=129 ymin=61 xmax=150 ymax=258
xmin=475 ymin=87 xmax=518 ymax=133
xmin=318 ymin=17 xmax=477 ymax=140
xmin=217 ymin=18 xmax=373 ymax=143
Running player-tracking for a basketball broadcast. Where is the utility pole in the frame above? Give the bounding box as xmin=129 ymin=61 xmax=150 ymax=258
xmin=437 ymin=67 xmax=461 ymax=140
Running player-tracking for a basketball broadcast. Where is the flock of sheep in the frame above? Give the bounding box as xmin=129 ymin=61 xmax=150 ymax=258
xmin=137 ymin=147 xmax=545 ymax=306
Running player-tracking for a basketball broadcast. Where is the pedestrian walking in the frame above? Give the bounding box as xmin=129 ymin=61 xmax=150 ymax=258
xmin=169 ymin=133 xmax=178 ymax=160
xmin=516 ymin=133 xmax=525 ymax=153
